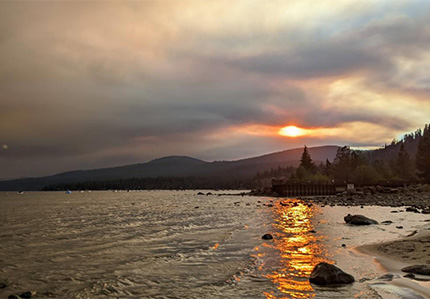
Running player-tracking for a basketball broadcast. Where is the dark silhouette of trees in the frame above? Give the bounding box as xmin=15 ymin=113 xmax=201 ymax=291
xmin=332 ymin=146 xmax=352 ymax=183
xmin=353 ymin=165 xmax=381 ymax=185
xmin=416 ymin=123 xmax=430 ymax=182
xmin=396 ymin=143 xmax=413 ymax=181
xmin=323 ymin=159 xmax=332 ymax=177
xmin=299 ymin=145 xmax=316 ymax=174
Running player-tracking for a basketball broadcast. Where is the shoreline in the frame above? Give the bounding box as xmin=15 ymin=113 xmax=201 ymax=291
xmin=356 ymin=229 xmax=430 ymax=298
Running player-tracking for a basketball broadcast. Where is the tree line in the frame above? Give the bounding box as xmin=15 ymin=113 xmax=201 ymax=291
xmin=278 ymin=123 xmax=430 ymax=185
xmin=42 ymin=176 xmax=254 ymax=191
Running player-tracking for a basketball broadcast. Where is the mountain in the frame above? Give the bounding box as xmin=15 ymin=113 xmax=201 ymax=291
xmin=0 ymin=146 xmax=339 ymax=191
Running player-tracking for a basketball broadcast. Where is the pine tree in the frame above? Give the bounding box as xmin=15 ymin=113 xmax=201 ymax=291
xmin=416 ymin=124 xmax=430 ymax=182
xmin=299 ymin=145 xmax=316 ymax=174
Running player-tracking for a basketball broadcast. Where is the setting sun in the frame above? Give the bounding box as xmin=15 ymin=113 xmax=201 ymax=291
xmin=279 ymin=126 xmax=307 ymax=137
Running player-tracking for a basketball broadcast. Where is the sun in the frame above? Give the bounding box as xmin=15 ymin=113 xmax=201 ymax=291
xmin=279 ymin=125 xmax=307 ymax=137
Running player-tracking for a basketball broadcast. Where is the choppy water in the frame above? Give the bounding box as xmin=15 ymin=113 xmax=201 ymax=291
xmin=0 ymin=191 xmax=429 ymax=298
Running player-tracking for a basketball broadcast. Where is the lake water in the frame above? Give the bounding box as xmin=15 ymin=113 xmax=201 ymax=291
xmin=0 ymin=191 xmax=429 ymax=298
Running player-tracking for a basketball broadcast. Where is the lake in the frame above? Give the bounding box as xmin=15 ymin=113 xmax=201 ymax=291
xmin=0 ymin=191 xmax=429 ymax=298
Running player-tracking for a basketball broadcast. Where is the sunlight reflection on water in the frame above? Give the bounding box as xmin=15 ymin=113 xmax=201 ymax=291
xmin=264 ymin=199 xmax=333 ymax=298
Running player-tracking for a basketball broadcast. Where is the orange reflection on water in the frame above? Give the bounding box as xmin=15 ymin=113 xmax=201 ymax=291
xmin=265 ymin=199 xmax=332 ymax=298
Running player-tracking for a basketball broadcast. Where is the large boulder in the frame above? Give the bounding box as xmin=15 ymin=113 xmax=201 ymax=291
xmin=344 ymin=214 xmax=378 ymax=225
xmin=401 ymin=265 xmax=430 ymax=276
xmin=309 ymin=262 xmax=355 ymax=285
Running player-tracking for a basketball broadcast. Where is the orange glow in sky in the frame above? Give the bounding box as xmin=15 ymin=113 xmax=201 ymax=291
xmin=279 ymin=126 xmax=308 ymax=137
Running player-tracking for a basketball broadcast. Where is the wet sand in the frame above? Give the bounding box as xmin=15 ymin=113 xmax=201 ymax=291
xmin=358 ymin=229 xmax=430 ymax=298
xmin=360 ymin=230 xmax=430 ymax=265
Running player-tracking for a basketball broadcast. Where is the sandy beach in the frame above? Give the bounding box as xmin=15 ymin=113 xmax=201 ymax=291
xmin=358 ymin=228 xmax=430 ymax=298
xmin=361 ymin=230 xmax=430 ymax=265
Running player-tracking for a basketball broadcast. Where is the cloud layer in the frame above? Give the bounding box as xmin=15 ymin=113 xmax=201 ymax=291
xmin=1 ymin=1 xmax=430 ymax=178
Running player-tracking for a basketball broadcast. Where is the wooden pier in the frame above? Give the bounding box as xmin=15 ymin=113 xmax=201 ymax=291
xmin=272 ymin=181 xmax=338 ymax=196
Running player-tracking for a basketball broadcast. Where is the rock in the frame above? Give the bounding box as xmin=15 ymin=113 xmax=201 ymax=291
xmin=404 ymin=273 xmax=415 ymax=279
xmin=262 ymin=233 xmax=273 ymax=240
xmin=341 ymin=244 xmax=346 ymax=247
xmin=377 ymin=273 xmax=395 ymax=281
xmin=197 ymin=192 xmax=204 ymax=195
xmin=19 ymin=292 xmax=34 ymax=299
xmin=396 ymin=226 xmax=403 ymax=229
xmin=406 ymin=207 xmax=419 ymax=213
xmin=309 ymin=229 xmax=316 ymax=233
xmin=309 ymin=262 xmax=355 ymax=285
xmin=381 ymin=220 xmax=393 ymax=225
xmin=8 ymin=293 xmax=35 ymax=299
xmin=206 ymin=192 xmax=213 ymax=196
xmin=406 ymin=230 xmax=418 ymax=237
xmin=401 ymin=265 xmax=430 ymax=276
xmin=344 ymin=214 xmax=378 ymax=225
xmin=422 ymin=208 xmax=430 ymax=214
xmin=0 ymin=282 xmax=6 ymax=289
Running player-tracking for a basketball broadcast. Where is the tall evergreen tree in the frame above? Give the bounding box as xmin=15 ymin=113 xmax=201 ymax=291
xmin=299 ymin=145 xmax=316 ymax=174
xmin=416 ymin=124 xmax=430 ymax=182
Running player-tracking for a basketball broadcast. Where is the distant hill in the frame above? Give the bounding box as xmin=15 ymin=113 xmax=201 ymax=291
xmin=0 ymin=146 xmax=339 ymax=191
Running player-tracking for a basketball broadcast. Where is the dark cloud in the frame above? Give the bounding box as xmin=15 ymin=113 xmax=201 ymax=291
xmin=1 ymin=1 xmax=429 ymax=178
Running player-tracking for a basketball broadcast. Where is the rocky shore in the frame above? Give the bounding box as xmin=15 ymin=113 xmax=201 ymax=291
xmin=250 ymin=184 xmax=430 ymax=210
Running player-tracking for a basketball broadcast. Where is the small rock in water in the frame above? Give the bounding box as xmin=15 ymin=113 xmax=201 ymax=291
xmin=396 ymin=226 xmax=403 ymax=229
xmin=344 ymin=214 xmax=378 ymax=225
xmin=309 ymin=262 xmax=355 ymax=285
xmin=381 ymin=220 xmax=393 ymax=225
xmin=262 ymin=233 xmax=273 ymax=240
xmin=401 ymin=265 xmax=430 ymax=276
xmin=377 ymin=273 xmax=395 ymax=281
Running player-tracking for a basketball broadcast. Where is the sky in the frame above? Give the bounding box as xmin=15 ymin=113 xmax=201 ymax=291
xmin=1 ymin=0 xmax=430 ymax=178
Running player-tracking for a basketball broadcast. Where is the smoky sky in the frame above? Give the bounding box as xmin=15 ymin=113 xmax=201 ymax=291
xmin=1 ymin=1 xmax=430 ymax=178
